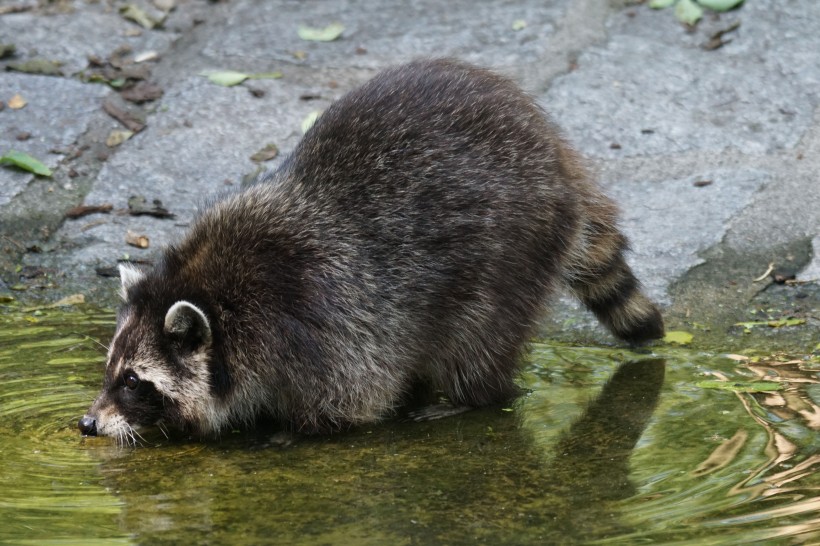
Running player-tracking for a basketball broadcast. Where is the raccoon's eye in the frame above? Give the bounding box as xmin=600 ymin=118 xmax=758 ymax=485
xmin=124 ymin=371 xmax=140 ymax=390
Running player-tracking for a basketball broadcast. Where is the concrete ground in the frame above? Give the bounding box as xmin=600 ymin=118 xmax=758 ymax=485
xmin=1 ymin=0 xmax=817 ymax=351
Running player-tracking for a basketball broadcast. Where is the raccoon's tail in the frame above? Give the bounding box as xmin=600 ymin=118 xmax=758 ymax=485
xmin=564 ymin=196 xmax=664 ymax=345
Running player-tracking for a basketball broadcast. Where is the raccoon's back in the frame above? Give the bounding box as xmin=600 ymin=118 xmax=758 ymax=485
xmin=291 ymin=59 xmax=576 ymax=214
xmin=277 ymin=61 xmax=577 ymax=309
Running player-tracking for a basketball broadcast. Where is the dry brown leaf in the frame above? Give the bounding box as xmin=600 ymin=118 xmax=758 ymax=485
xmin=65 ymin=203 xmax=114 ymax=219
xmin=8 ymin=93 xmax=27 ymax=109
xmin=106 ymin=130 xmax=134 ymax=147
xmin=125 ymin=230 xmax=150 ymax=249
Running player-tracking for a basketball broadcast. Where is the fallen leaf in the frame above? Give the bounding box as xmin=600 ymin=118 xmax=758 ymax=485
xmin=664 ymin=330 xmax=694 ymax=344
xmin=703 ymin=20 xmax=741 ymax=50
xmin=675 ymin=0 xmax=703 ymax=25
xmin=134 ymin=50 xmax=159 ymax=63
xmin=696 ymin=380 xmax=781 ymax=392
xmin=8 ymin=93 xmax=27 ymax=109
xmin=23 ymin=294 xmax=86 ymax=311
xmin=200 ymin=70 xmax=282 ymax=87
xmin=106 ymin=130 xmax=134 ymax=147
xmin=126 ymin=230 xmax=150 ymax=249
xmin=698 ymin=0 xmax=744 ymax=11
xmin=301 ymin=110 xmax=322 ymax=134
xmin=65 ymin=203 xmax=114 ymax=219
xmin=53 ymin=294 xmax=85 ymax=307
xmin=250 ymin=143 xmax=279 ymax=163
xmin=0 ymin=150 xmax=52 ymax=176
xmin=297 ymin=22 xmax=345 ymax=42
xmin=0 ymin=5 xmax=33 ymax=15
xmin=127 ymin=195 xmax=175 ymax=219
xmin=512 ymin=19 xmax=526 ymax=31
xmin=120 ymin=81 xmax=164 ymax=103
xmin=649 ymin=0 xmax=676 ymax=7
xmin=6 ymin=59 xmax=63 ymax=76
xmin=691 ymin=430 xmax=747 ymax=476
xmin=724 ymin=354 xmax=750 ymax=362
xmin=735 ymin=318 xmax=806 ymax=330
xmin=247 ymin=72 xmax=283 ymax=81
xmin=201 ymin=70 xmax=249 ymax=87
xmin=120 ymin=4 xmax=162 ymax=29
xmin=103 ymin=99 xmax=146 ymax=132
xmin=95 ymin=266 xmax=120 ymax=278
xmin=152 ymin=0 xmax=176 ymax=11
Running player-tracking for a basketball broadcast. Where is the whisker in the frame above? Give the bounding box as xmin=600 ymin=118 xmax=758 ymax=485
xmin=131 ymin=427 xmax=147 ymax=445
xmin=157 ymin=422 xmax=170 ymax=440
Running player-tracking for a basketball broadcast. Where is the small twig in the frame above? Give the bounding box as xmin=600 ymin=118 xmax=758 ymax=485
xmin=753 ymin=262 xmax=775 ymax=282
xmin=1 ymin=234 xmax=24 ymax=250
xmin=785 ymin=279 xmax=817 ymax=286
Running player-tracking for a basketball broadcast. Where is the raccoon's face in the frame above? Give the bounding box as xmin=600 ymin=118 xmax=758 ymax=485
xmin=78 ymin=264 xmax=215 ymax=445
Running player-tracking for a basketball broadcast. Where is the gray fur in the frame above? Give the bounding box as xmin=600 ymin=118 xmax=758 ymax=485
xmin=79 ymin=59 xmax=663 ymax=443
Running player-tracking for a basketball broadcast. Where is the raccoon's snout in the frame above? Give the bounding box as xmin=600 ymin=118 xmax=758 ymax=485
xmin=78 ymin=415 xmax=97 ymax=436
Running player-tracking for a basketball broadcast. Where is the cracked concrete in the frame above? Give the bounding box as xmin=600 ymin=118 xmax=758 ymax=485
xmin=0 ymin=0 xmax=817 ymax=351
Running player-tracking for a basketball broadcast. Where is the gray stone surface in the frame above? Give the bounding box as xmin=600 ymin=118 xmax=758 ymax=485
xmin=545 ymin=6 xmax=816 ymax=159
xmin=0 ymin=73 xmax=109 ymax=206
xmin=55 ymin=74 xmax=308 ymax=275
xmin=1 ymin=0 xmax=817 ymax=349
xmin=607 ymin=168 xmax=767 ymax=303
xmin=1 ymin=8 xmax=180 ymax=76
xmin=207 ymin=0 xmax=565 ymax=73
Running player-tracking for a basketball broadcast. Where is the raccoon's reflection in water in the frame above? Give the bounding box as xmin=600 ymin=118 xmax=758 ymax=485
xmin=85 ymin=358 xmax=665 ymax=544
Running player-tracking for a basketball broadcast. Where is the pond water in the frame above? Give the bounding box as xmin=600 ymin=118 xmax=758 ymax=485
xmin=1 ymin=307 xmax=819 ymax=545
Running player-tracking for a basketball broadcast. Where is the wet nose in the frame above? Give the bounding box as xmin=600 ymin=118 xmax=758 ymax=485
xmin=78 ymin=415 xmax=97 ymax=436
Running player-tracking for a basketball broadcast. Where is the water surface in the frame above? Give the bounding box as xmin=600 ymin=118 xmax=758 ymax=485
xmin=1 ymin=307 xmax=818 ymax=544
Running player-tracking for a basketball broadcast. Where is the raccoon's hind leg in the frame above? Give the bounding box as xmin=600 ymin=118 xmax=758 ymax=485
xmin=565 ymin=196 xmax=664 ymax=345
xmin=430 ymin=331 xmax=525 ymax=412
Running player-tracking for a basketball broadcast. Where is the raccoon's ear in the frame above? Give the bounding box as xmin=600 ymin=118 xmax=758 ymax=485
xmin=164 ymin=301 xmax=212 ymax=350
xmin=118 ymin=263 xmax=145 ymax=301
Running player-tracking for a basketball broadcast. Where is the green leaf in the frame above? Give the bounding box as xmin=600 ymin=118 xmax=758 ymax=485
xmin=297 ymin=22 xmax=345 ymax=42
xmin=247 ymin=72 xmax=283 ymax=80
xmin=649 ymin=0 xmax=676 ymax=8
xmin=0 ymin=150 xmax=52 ymax=177
xmin=664 ymin=330 xmax=693 ymax=345
xmin=697 ymin=0 xmax=744 ymax=11
xmin=200 ymin=70 xmax=250 ymax=87
xmin=120 ymin=4 xmax=159 ymax=29
xmin=675 ymin=0 xmax=703 ymax=25
xmin=301 ymin=110 xmax=322 ymax=134
xmin=696 ymin=380 xmax=782 ymax=393
xmin=6 ymin=59 xmax=63 ymax=76
xmin=511 ymin=19 xmax=527 ymax=31
xmin=735 ymin=318 xmax=806 ymax=330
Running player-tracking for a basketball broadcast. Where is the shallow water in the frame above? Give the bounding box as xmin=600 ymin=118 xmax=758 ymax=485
xmin=1 ymin=307 xmax=819 ymax=545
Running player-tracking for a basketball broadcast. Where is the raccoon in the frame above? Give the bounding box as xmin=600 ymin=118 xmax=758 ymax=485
xmin=78 ymin=59 xmax=663 ymax=444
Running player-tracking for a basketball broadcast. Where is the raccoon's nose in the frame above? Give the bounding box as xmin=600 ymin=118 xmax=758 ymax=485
xmin=78 ymin=415 xmax=98 ymax=436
